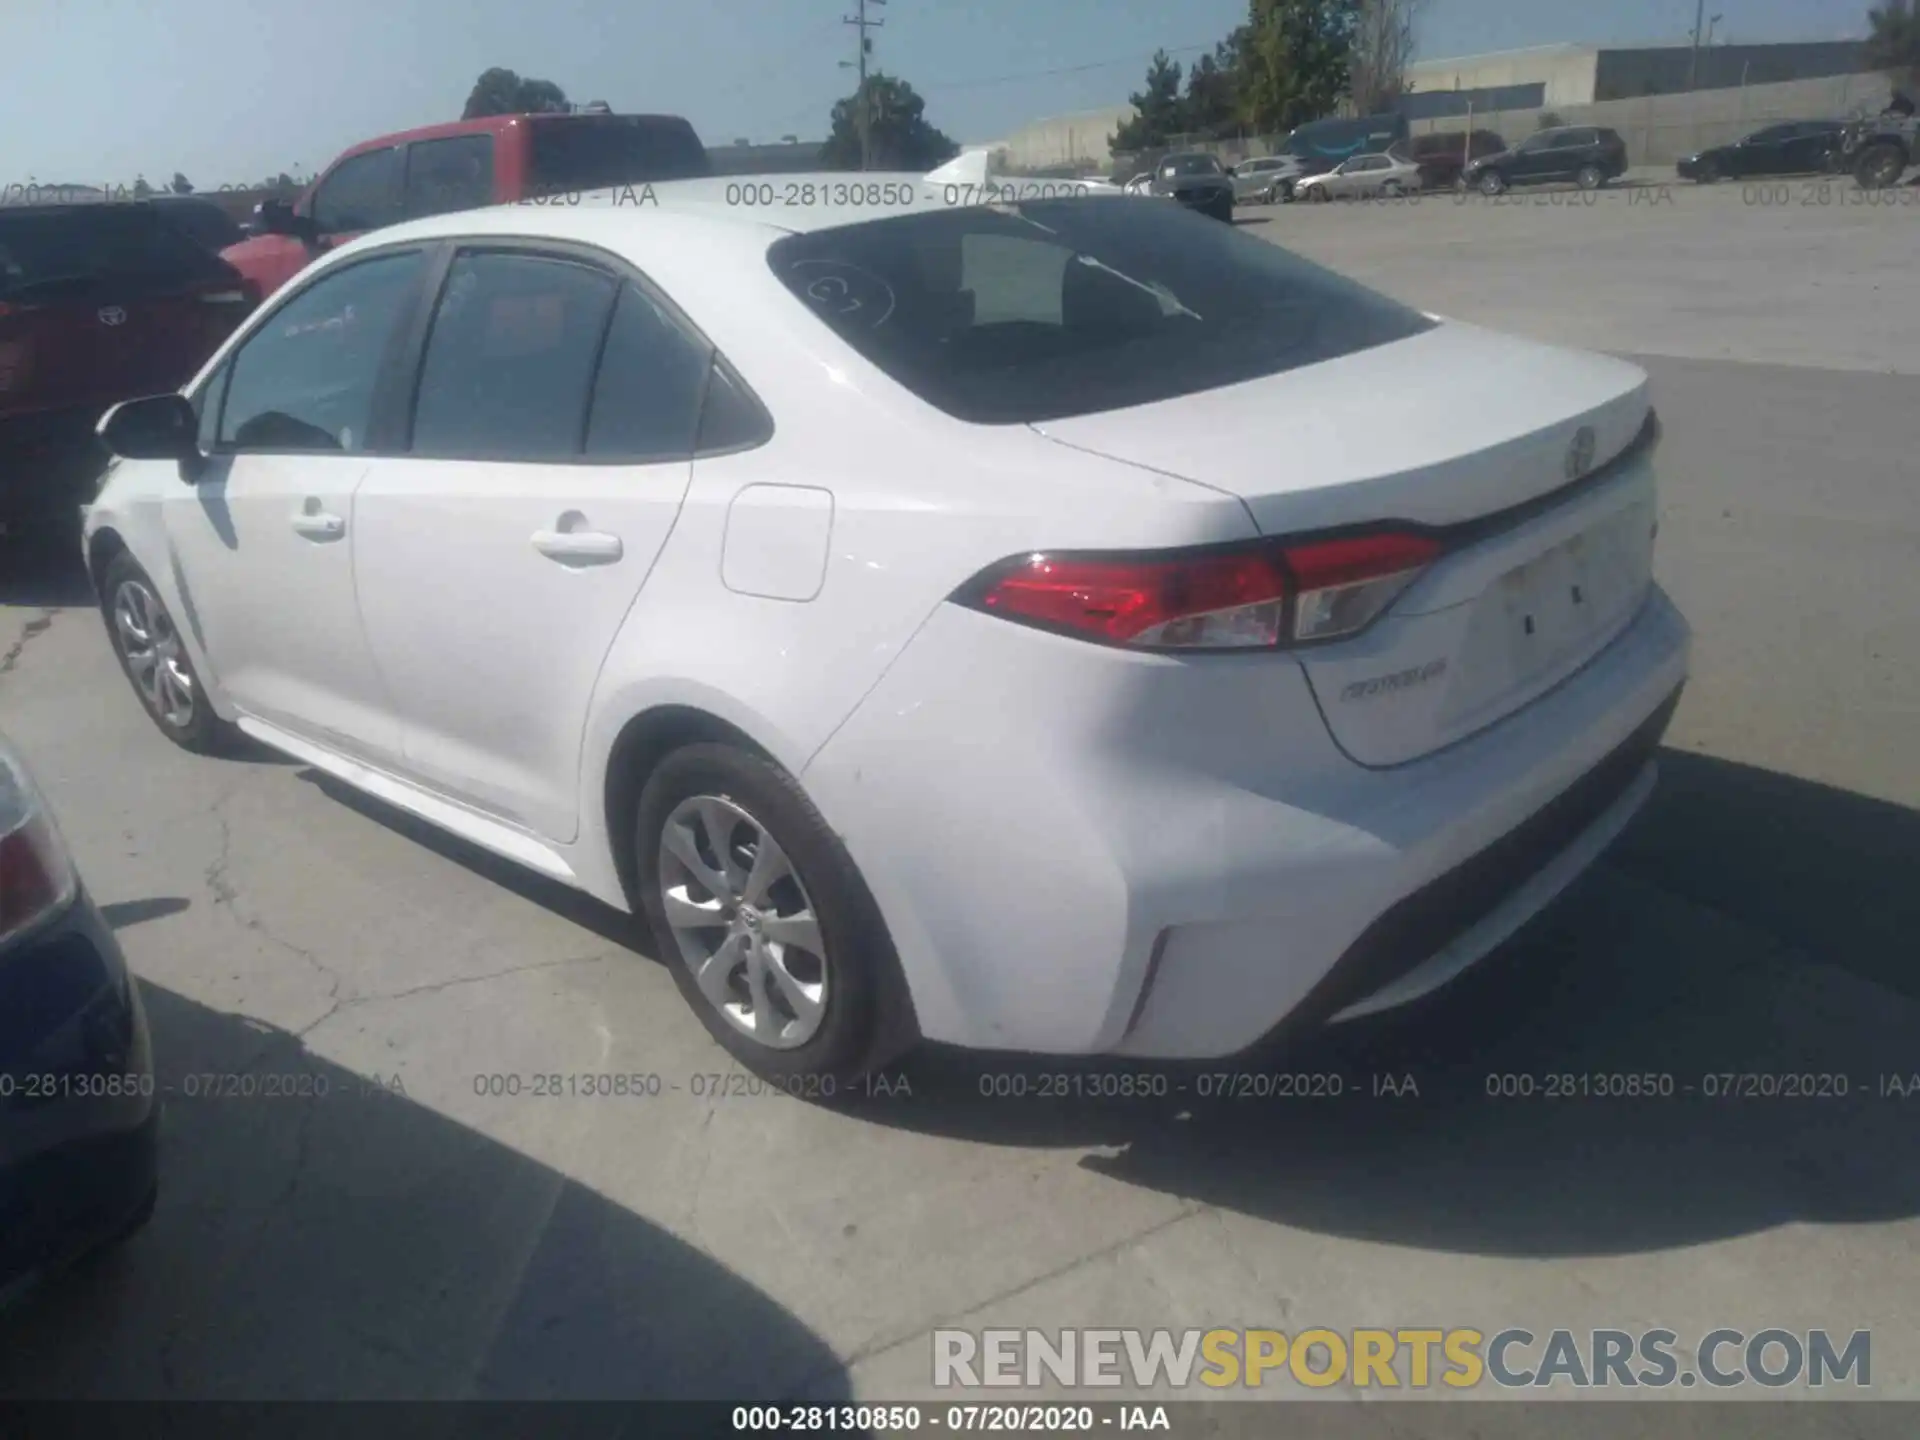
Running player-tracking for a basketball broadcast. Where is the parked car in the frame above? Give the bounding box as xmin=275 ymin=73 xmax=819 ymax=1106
xmin=148 ymin=195 xmax=247 ymax=254
xmin=1230 ymin=155 xmax=1305 ymax=204
xmin=85 ymin=174 xmax=1688 ymax=1082
xmin=1148 ymin=153 xmax=1234 ymax=220
xmin=1408 ymin=130 xmax=1509 ymax=190
xmin=0 ymin=202 xmax=253 ymax=537
xmin=1676 ymin=121 xmax=1846 ymax=181
xmin=1278 ymin=112 xmax=1412 ymax=179
xmin=0 ymin=732 xmax=158 ymax=1306
xmin=1464 ymin=126 xmax=1629 ymax=195
xmin=221 ymin=111 xmax=711 ymax=303
xmin=1293 ymin=152 xmax=1425 ymax=202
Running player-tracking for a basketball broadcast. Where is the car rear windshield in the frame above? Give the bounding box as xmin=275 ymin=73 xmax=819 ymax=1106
xmin=766 ymin=197 xmax=1436 ymax=425
xmin=526 ymin=116 xmax=712 ymax=194
xmin=0 ymin=204 xmax=234 ymax=302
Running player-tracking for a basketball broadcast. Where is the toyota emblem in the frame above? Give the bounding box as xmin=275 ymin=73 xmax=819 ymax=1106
xmin=1565 ymin=425 xmax=1597 ymax=480
xmin=97 ymin=306 xmax=127 ymax=327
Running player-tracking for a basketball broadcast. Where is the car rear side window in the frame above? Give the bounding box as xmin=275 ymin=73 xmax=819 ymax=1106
xmin=0 ymin=205 xmax=232 ymax=302
xmin=403 ymin=135 xmax=495 ymax=220
xmin=219 ymin=250 xmax=427 ymax=452
xmin=411 ymin=250 xmax=618 ymax=461
xmin=583 ymin=280 xmax=712 ymax=460
xmin=767 ymin=198 xmax=1434 ymax=425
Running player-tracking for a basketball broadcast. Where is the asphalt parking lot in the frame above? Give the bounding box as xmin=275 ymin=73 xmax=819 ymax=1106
xmin=0 ymin=178 xmax=1916 ymax=1423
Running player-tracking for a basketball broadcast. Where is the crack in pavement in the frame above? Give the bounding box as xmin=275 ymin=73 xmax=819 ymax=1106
xmin=780 ymin=1200 xmax=1211 ymax=1403
xmin=0 ymin=608 xmax=56 ymax=678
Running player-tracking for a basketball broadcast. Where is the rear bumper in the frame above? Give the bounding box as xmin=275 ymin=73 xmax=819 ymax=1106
xmin=804 ymin=585 xmax=1690 ymax=1059
xmin=0 ymin=889 xmax=159 ymax=1295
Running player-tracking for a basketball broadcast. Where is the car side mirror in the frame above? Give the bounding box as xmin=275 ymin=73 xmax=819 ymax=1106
xmin=255 ymin=198 xmax=319 ymax=245
xmin=98 ymin=394 xmax=202 ymax=472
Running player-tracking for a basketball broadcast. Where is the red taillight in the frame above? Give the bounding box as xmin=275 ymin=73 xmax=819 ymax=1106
xmin=958 ymin=530 xmax=1443 ymax=651
xmin=0 ymin=747 xmax=78 ymax=944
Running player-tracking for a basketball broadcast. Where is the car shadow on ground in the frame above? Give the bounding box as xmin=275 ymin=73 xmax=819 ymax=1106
xmin=825 ymin=748 xmax=1920 ymax=1258
xmin=0 ymin=979 xmax=854 ymax=1404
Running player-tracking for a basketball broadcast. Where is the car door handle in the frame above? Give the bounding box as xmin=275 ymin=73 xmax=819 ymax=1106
xmin=531 ymin=529 xmax=623 ymax=564
xmin=291 ymin=510 xmax=346 ymax=541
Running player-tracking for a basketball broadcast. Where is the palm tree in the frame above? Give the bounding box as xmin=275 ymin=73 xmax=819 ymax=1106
xmin=1865 ymin=0 xmax=1920 ymax=85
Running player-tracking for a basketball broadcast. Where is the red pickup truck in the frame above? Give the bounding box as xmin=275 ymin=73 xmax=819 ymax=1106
xmin=222 ymin=111 xmax=709 ymax=302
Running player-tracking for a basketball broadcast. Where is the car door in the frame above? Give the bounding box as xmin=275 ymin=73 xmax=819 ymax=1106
xmin=283 ymin=147 xmax=405 ymax=285
xmin=162 ymin=246 xmax=431 ymax=763
xmin=350 ymin=243 xmax=713 ymax=842
xmin=1784 ymin=124 xmax=1835 ymax=172
xmin=1736 ymin=125 xmax=1791 ymax=176
xmin=1508 ymin=132 xmax=1554 ymax=182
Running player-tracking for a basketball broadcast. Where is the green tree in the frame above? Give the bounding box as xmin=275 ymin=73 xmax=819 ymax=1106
xmin=819 ymin=74 xmax=959 ymax=170
xmin=1865 ymin=0 xmax=1920 ymax=84
xmin=1112 ymin=50 xmax=1187 ymax=151
xmin=461 ymin=66 xmax=570 ymax=119
xmin=169 ymin=172 xmax=194 ymax=195
xmin=1183 ymin=49 xmax=1242 ymax=139
xmin=1236 ymin=0 xmax=1360 ymax=135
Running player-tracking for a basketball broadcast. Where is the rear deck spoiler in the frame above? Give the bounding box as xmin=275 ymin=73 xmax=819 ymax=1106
xmin=923 ymin=148 xmax=1125 ymax=198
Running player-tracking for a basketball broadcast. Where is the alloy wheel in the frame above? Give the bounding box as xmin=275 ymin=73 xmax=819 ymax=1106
xmin=112 ymin=578 xmax=195 ymax=729
xmin=657 ymin=793 xmax=828 ymax=1050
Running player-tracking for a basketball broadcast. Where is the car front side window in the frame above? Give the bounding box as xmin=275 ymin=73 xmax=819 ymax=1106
xmin=309 ymin=148 xmax=404 ymax=235
xmin=218 ymin=249 xmax=428 ymax=453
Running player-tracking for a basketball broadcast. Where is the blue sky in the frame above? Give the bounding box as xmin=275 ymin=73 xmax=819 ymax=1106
xmin=1 ymin=0 xmax=1868 ymax=187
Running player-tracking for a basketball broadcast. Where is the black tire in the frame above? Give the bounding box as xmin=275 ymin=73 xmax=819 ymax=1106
xmin=1575 ymin=164 xmax=1605 ymax=190
xmin=1691 ymin=161 xmax=1719 ymax=183
xmin=1477 ymin=169 xmax=1508 ymax=196
xmin=635 ymin=742 xmax=911 ymax=1083
xmin=1855 ymin=143 xmax=1906 ymax=190
xmin=99 ymin=552 xmax=238 ymax=754
xmin=1308 ymin=185 xmax=1331 ymax=203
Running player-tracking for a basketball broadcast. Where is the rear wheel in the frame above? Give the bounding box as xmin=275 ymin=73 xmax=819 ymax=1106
xmin=1691 ymin=159 xmax=1719 ymax=183
xmin=100 ymin=553 xmax=237 ymax=754
xmin=636 ymin=743 xmax=909 ymax=1082
xmin=1308 ymin=185 xmax=1331 ymax=203
xmin=1855 ymin=142 xmax=1907 ymax=190
xmin=1575 ymin=163 xmax=1605 ymax=190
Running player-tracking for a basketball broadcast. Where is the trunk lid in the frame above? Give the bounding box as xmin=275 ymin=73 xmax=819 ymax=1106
xmin=1033 ymin=321 xmax=1661 ymax=766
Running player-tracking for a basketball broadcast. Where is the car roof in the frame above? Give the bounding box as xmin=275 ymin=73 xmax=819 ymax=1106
xmin=333 ymin=111 xmax=697 ymax=162
xmin=327 ymin=170 xmax=1127 ymax=254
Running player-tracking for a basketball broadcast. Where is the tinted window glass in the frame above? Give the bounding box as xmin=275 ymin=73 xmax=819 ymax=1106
xmin=584 ymin=281 xmax=712 ymax=459
xmin=411 ymin=251 xmax=618 ymax=460
xmin=310 ymin=148 xmax=403 ymax=234
xmin=0 ymin=205 xmax=232 ymax=302
xmin=404 ymin=135 xmax=495 ymax=219
xmin=220 ymin=250 xmax=426 ymax=452
xmin=1159 ymin=156 xmax=1221 ymax=178
xmin=526 ymin=116 xmax=711 ymax=195
xmin=768 ymin=198 xmax=1434 ymax=425
xmin=694 ymin=360 xmax=773 ymax=453
xmin=153 ymin=199 xmax=244 ymax=253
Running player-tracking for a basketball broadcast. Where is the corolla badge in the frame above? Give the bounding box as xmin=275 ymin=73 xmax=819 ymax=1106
xmin=1565 ymin=425 xmax=1597 ymax=480
xmin=97 ymin=306 xmax=127 ymax=326
xmin=1340 ymin=658 xmax=1448 ymax=703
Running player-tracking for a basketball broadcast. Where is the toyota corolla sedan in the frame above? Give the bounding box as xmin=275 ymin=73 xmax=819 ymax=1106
xmin=82 ymin=176 xmax=1689 ymax=1081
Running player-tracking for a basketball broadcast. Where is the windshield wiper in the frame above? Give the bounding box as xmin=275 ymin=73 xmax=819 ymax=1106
xmin=1072 ymin=253 xmax=1203 ymax=321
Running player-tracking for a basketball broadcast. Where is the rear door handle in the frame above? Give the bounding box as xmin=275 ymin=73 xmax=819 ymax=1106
xmin=291 ymin=510 xmax=345 ymax=541
xmin=531 ymin=529 xmax=623 ymax=565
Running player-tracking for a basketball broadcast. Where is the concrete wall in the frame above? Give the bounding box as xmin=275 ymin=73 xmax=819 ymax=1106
xmin=979 ymin=104 xmax=1139 ymax=172
xmin=1408 ymin=45 xmax=1601 ymax=108
xmin=1594 ymin=41 xmax=1868 ymax=101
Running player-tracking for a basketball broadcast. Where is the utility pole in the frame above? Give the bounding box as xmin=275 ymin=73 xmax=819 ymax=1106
xmin=1687 ymin=0 xmax=1706 ymax=90
xmin=843 ymin=0 xmax=887 ymax=170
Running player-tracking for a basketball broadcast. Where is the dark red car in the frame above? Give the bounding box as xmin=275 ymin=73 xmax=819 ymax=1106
xmin=0 ymin=202 xmax=253 ymax=537
xmin=223 ymin=111 xmax=710 ymax=303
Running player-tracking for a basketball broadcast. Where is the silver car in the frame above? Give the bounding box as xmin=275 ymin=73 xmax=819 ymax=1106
xmin=1294 ymin=151 xmax=1424 ymax=202
xmin=1229 ymin=155 xmax=1304 ymax=203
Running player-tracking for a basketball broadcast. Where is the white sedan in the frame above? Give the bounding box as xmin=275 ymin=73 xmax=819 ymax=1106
xmin=1294 ymin=151 xmax=1426 ymax=201
xmin=84 ymin=169 xmax=1689 ymax=1080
